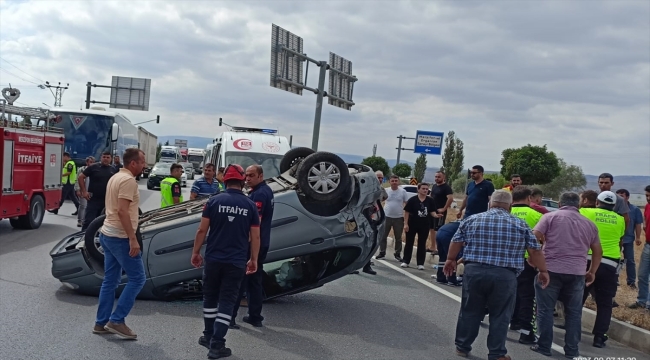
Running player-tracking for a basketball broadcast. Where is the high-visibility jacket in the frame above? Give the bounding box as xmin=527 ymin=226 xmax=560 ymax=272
xmin=160 ymin=177 xmax=183 ymax=208
xmin=579 ymin=207 xmax=625 ymax=260
xmin=62 ymin=160 xmax=77 ymax=185
xmin=511 ymin=205 xmax=543 ymax=259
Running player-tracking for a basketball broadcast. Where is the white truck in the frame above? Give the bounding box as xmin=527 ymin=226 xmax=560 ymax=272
xmin=137 ymin=126 xmax=158 ymax=178
xmin=187 ymin=147 xmax=205 ymax=175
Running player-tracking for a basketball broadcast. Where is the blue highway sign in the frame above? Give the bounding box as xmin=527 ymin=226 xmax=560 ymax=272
xmin=413 ymin=131 xmax=444 ymax=155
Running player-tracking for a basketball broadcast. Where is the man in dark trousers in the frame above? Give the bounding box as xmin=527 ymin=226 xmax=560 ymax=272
xmin=434 ymin=221 xmax=462 ymax=285
xmin=191 ymin=164 xmax=260 ymax=359
xmin=50 ymin=152 xmax=80 ymax=215
xmin=78 ymin=151 xmax=117 ymax=231
xmin=231 ymin=165 xmax=274 ymax=328
xmin=428 ymin=171 xmax=454 ymax=253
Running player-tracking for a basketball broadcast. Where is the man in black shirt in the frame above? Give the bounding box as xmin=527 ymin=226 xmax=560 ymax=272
xmin=402 ymin=183 xmax=443 ymax=269
xmin=78 ymin=151 xmax=117 ymax=231
xmin=428 ymin=171 xmax=454 ymax=252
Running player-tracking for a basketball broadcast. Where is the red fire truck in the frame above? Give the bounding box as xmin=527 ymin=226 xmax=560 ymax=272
xmin=1 ymin=100 xmax=64 ymax=229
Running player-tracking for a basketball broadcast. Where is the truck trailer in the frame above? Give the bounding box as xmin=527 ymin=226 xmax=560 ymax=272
xmin=137 ymin=126 xmax=158 ymax=178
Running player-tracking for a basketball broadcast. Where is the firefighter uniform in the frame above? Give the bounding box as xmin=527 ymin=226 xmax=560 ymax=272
xmin=199 ymin=164 xmax=260 ymax=358
xmin=580 ymin=191 xmax=625 ymax=347
xmin=160 ymin=177 xmax=183 ymax=208
xmin=510 ymin=204 xmax=543 ymax=342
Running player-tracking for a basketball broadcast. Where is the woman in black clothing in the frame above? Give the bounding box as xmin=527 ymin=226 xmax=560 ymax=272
xmin=402 ymin=183 xmax=443 ymax=269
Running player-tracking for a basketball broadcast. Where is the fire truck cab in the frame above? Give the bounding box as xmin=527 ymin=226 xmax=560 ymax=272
xmin=1 ymin=99 xmax=64 ymax=230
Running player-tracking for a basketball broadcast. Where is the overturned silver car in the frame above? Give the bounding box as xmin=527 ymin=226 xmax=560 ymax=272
xmin=50 ymin=149 xmax=386 ymax=301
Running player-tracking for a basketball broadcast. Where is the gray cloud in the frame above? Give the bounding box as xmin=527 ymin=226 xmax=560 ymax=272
xmin=1 ymin=0 xmax=648 ymax=176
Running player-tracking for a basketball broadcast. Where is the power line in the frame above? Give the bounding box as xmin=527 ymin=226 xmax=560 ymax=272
xmin=44 ymin=81 xmax=69 ymax=107
xmin=0 ymin=67 xmax=41 ymax=86
xmin=0 ymin=56 xmax=45 ymax=83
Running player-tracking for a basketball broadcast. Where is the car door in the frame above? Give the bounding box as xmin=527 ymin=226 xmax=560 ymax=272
xmin=147 ymin=217 xmax=204 ymax=288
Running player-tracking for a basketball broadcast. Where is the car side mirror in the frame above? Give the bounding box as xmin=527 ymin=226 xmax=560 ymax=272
xmin=111 ymin=123 xmax=119 ymax=142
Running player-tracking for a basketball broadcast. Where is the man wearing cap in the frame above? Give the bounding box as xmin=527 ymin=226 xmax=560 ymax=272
xmin=230 ymin=165 xmax=274 ymax=328
xmin=579 ymin=191 xmax=625 ymax=348
xmin=191 ymin=164 xmax=260 ymax=359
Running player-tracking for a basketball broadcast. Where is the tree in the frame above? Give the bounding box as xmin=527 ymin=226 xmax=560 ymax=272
xmin=537 ymin=158 xmax=587 ymax=200
xmin=361 ymin=156 xmax=390 ymax=176
xmin=451 ymin=172 xmax=468 ymax=194
xmin=484 ymin=173 xmax=507 ymax=190
xmin=392 ymin=163 xmax=412 ymax=178
xmin=156 ymin=143 xmax=162 ymax=162
xmin=440 ymin=131 xmax=465 ymax=187
xmin=500 ymin=144 xmax=561 ymax=185
xmin=413 ymin=153 xmax=427 ymax=183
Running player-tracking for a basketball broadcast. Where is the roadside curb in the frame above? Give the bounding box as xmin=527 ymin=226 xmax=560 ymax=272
xmin=578 ymin=307 xmax=650 ymax=354
xmin=384 ymin=236 xmax=650 ymax=354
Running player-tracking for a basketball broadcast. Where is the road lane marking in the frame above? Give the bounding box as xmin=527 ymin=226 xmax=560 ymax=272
xmin=378 ymin=258 xmax=566 ymax=355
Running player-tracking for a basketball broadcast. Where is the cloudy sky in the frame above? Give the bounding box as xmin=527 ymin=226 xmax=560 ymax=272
xmin=1 ymin=0 xmax=648 ymax=175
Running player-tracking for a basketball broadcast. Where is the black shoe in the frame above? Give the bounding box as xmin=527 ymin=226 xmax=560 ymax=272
xmin=48 ymin=209 xmax=59 ymax=215
xmin=243 ymin=315 xmax=263 ymax=327
xmin=198 ymin=336 xmax=210 ymax=349
xmin=519 ymin=332 xmax=537 ymax=344
xmin=362 ymin=264 xmax=377 ymax=275
xmin=375 ymin=252 xmax=386 ymax=259
xmin=71 ymin=211 xmax=78 ymax=216
xmin=229 ymin=321 xmax=240 ymax=330
xmin=530 ymin=344 xmax=552 ymax=356
xmin=593 ymin=334 xmax=608 ymax=348
xmin=208 ymin=346 xmax=232 ymax=359
xmin=394 ymin=253 xmax=402 ymax=262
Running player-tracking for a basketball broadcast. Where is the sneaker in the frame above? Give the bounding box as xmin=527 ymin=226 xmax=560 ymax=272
xmin=593 ymin=334 xmax=608 ymax=348
xmin=400 ymin=263 xmax=408 ymax=268
xmin=104 ymin=321 xmax=137 ymax=339
xmin=627 ymin=302 xmax=646 ymax=309
xmin=92 ymin=324 xmax=109 ymax=334
xmin=394 ymin=253 xmax=402 ymax=262
xmin=208 ymin=346 xmax=232 ymax=359
xmin=48 ymin=209 xmax=58 ymax=215
xmin=375 ymin=252 xmax=386 ymax=260
xmin=243 ymin=315 xmax=263 ymax=327
xmin=72 ymin=211 xmax=78 ymax=216
xmin=198 ymin=336 xmax=210 ymax=349
xmin=455 ymin=348 xmax=468 ymax=357
xmin=417 ymin=265 xmax=425 ymax=270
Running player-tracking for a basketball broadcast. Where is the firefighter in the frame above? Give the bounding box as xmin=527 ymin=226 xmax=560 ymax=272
xmin=580 ymin=191 xmax=625 ymax=348
xmin=191 ymin=164 xmax=260 ymax=359
xmin=509 ymin=186 xmax=543 ymax=344
xmin=50 ymin=152 xmax=80 ymax=215
xmin=160 ymin=163 xmax=183 ymax=208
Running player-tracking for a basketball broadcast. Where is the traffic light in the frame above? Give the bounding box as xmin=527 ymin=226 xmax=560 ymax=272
xmin=156 ymin=115 xmax=160 ymax=124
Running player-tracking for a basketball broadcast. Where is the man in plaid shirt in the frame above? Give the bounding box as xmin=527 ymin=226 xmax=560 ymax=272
xmin=444 ymin=190 xmax=550 ymax=360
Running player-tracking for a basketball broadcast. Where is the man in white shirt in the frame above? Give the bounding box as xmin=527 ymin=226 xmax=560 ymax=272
xmin=376 ymin=174 xmax=410 ymax=262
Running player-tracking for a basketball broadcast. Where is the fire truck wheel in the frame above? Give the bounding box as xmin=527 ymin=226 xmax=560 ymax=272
xmin=84 ymin=214 xmax=143 ymax=262
xmin=10 ymin=195 xmax=45 ymax=230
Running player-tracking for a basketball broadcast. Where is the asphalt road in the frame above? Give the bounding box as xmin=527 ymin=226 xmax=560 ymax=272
xmin=0 ymin=179 xmax=647 ymax=360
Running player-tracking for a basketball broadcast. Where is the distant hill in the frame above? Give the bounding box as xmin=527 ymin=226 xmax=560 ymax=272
xmin=156 ymin=135 xmax=648 ymax=188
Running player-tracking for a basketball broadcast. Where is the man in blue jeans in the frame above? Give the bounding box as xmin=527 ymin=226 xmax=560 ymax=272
xmin=93 ymin=148 xmax=146 ymax=339
xmin=444 ymin=190 xmax=548 ymax=360
xmin=531 ymin=192 xmax=603 ymax=358
xmin=191 ymin=164 xmax=260 ymax=359
xmin=615 ymin=189 xmax=644 ymax=288
xmin=434 ymin=221 xmax=462 ymax=285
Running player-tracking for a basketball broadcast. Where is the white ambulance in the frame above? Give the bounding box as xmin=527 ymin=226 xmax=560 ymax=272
xmin=204 ymin=126 xmax=291 ymax=179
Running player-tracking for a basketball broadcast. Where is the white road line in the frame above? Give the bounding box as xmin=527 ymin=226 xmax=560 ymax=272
xmin=377 ymin=258 xmax=566 ymax=355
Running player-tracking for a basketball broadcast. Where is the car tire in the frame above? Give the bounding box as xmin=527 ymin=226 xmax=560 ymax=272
xmin=147 ymin=183 xmax=154 ymax=190
xmin=296 ymin=152 xmax=351 ymax=202
xmin=84 ymin=214 xmax=143 ymax=262
xmin=280 ymin=147 xmax=315 ymax=174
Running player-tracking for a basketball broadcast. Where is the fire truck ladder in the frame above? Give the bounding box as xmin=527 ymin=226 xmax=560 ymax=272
xmin=0 ymin=100 xmax=52 ymax=120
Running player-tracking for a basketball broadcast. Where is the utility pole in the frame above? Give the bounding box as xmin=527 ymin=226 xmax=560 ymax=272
xmin=372 ymin=144 xmax=377 ymax=157
xmin=44 ymin=81 xmax=69 ymax=107
xmin=395 ymin=135 xmax=415 ymax=165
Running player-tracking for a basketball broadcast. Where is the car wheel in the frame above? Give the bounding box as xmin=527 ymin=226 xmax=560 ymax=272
xmin=296 ymin=152 xmax=351 ymax=202
xmin=147 ymin=183 xmax=154 ymax=190
xmin=84 ymin=214 xmax=143 ymax=262
xmin=280 ymin=147 xmax=315 ymax=174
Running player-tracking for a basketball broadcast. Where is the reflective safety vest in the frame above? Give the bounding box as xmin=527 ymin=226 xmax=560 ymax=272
xmin=62 ymin=160 xmax=77 ymax=185
xmin=160 ymin=177 xmax=183 ymax=208
xmin=511 ymin=205 xmax=543 ymax=259
xmin=217 ymin=181 xmax=224 ymax=192
xmin=580 ymin=207 xmax=625 ymax=259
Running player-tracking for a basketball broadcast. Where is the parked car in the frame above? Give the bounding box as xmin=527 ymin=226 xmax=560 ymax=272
xmin=147 ymin=162 xmax=187 ymax=189
xmin=541 ymin=198 xmax=559 ymax=212
xmin=50 ymin=148 xmax=385 ymax=301
xmin=399 ymin=184 xmax=431 ymax=199
xmin=179 ymin=162 xmax=195 ymax=180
